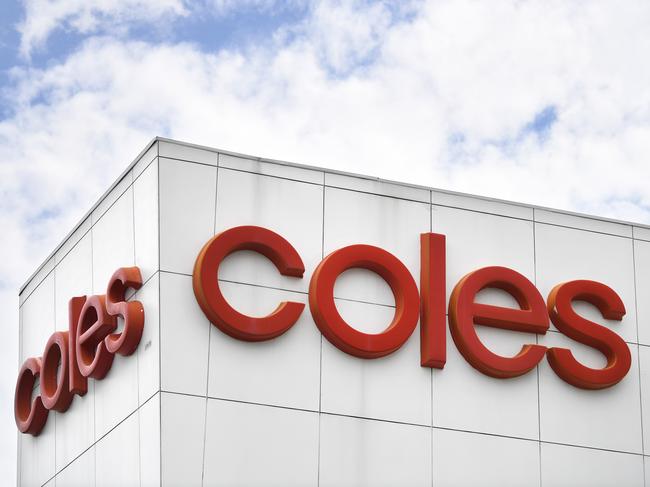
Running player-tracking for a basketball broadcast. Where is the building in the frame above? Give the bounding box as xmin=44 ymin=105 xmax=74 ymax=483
xmin=16 ymin=137 xmax=650 ymax=486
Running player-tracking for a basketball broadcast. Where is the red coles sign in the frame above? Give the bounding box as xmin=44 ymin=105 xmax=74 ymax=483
xmin=16 ymin=226 xmax=632 ymax=436
xmin=15 ymin=267 xmax=144 ymax=436
xmin=193 ymin=226 xmax=631 ymax=392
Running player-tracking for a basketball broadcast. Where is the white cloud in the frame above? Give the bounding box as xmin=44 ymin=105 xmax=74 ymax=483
xmin=18 ymin=0 xmax=190 ymax=57
xmin=3 ymin=0 xmax=650 ymax=482
xmin=17 ymin=0 xmax=312 ymax=58
xmin=204 ymin=0 xmax=308 ymax=15
xmin=295 ymin=0 xmax=410 ymax=73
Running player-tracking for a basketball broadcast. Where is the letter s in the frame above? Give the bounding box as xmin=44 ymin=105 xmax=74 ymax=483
xmin=104 ymin=267 xmax=145 ymax=356
xmin=546 ymin=280 xmax=631 ymax=389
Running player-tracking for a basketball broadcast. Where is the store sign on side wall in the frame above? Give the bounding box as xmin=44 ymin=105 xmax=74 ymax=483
xmin=15 ymin=226 xmax=633 ymax=436
xmin=15 ymin=267 xmax=144 ymax=436
xmin=194 ymin=226 xmax=631 ymax=392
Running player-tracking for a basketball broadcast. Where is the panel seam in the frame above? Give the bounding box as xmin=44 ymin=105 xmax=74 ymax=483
xmin=533 ymin=211 xmax=543 ymax=487
xmin=632 ymin=239 xmax=647 ymax=486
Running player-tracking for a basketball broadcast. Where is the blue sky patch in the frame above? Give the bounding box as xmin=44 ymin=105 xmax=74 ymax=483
xmin=524 ymin=104 xmax=557 ymax=138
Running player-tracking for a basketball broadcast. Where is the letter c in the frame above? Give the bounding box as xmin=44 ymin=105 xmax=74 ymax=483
xmin=14 ymin=357 xmax=48 ymax=435
xmin=193 ymin=226 xmax=305 ymax=341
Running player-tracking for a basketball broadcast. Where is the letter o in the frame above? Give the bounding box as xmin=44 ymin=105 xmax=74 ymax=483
xmin=41 ymin=332 xmax=74 ymax=412
xmin=309 ymin=245 xmax=420 ymax=358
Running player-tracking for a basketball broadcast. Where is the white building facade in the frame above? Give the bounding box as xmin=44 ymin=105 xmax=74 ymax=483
xmin=16 ymin=137 xmax=650 ymax=486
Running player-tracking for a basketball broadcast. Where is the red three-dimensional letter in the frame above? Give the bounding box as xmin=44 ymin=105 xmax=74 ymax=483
xmin=449 ymin=266 xmax=549 ymax=378
xmin=546 ymin=280 xmax=630 ymax=389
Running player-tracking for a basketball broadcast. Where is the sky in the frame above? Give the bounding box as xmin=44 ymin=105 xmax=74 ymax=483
xmin=2 ymin=0 xmax=650 ymax=482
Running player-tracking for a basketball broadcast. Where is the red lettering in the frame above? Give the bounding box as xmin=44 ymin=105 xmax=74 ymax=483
xmin=14 ymin=358 xmax=48 ymax=435
xmin=546 ymin=280 xmax=631 ymax=389
xmin=76 ymin=295 xmax=116 ymax=379
xmin=193 ymin=225 xmax=305 ymax=341
xmin=420 ymin=232 xmax=446 ymax=368
xmin=448 ymin=266 xmax=549 ymax=378
xmin=40 ymin=331 xmax=74 ymax=412
xmin=105 ymin=267 xmax=145 ymax=355
xmin=68 ymin=296 xmax=88 ymax=395
xmin=309 ymin=244 xmax=420 ymax=358
xmin=18 ymin=228 xmax=636 ymax=436
xmin=15 ymin=267 xmax=146 ymax=436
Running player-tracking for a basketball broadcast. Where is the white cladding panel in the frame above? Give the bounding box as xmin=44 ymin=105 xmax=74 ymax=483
xmin=432 ymin=429 xmax=540 ymax=487
xmin=540 ymin=442 xmax=644 ymax=487
xmin=208 ymin=281 xmax=321 ymax=411
xmin=17 ymin=139 xmax=648 ymax=486
xmin=319 ymin=414 xmax=431 ymax=487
